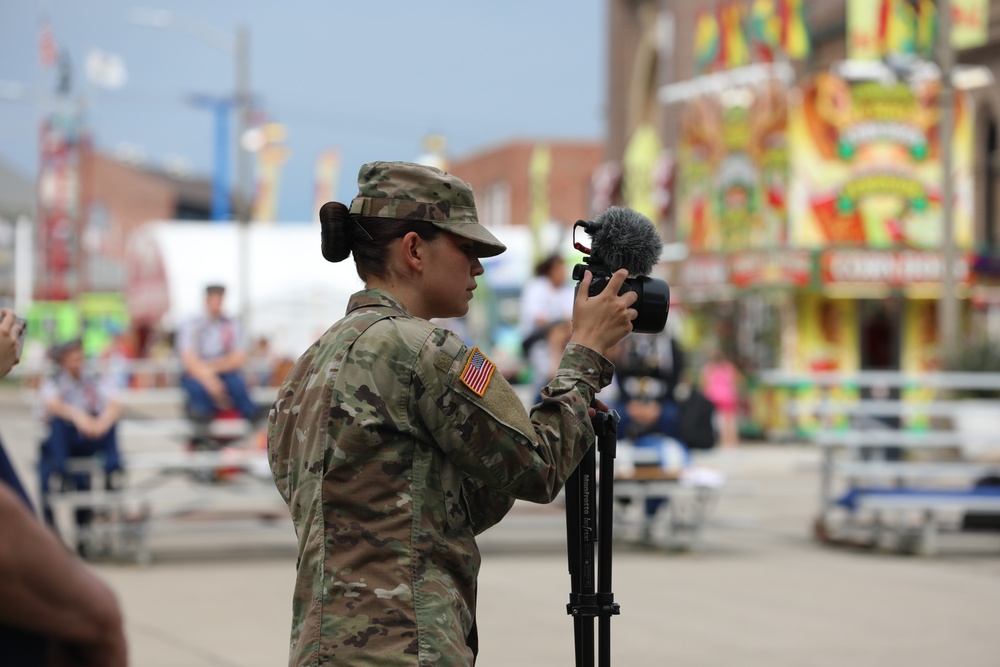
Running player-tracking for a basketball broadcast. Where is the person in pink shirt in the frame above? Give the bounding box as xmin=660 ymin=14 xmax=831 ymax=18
xmin=701 ymin=347 xmax=740 ymax=448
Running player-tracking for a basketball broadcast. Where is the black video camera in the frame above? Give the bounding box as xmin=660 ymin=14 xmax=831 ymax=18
xmin=571 ymin=219 xmax=670 ymax=334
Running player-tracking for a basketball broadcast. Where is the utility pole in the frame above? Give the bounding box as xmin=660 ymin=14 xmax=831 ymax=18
xmin=937 ymin=0 xmax=959 ymax=361
xmin=128 ymin=10 xmax=253 ymax=334
xmin=235 ymin=24 xmax=252 ymax=336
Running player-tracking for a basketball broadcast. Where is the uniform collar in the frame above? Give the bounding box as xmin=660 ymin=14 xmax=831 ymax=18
xmin=345 ymin=288 xmax=412 ymax=317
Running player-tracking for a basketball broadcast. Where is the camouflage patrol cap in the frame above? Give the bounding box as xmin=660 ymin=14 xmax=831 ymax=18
xmin=349 ymin=161 xmax=507 ymax=258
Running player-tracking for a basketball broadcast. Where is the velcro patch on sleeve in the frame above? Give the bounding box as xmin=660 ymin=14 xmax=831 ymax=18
xmin=459 ymin=347 xmax=496 ymax=396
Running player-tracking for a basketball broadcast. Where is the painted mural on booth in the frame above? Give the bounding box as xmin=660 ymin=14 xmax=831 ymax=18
xmin=788 ymin=72 xmax=974 ymax=249
xmin=676 ymin=81 xmax=790 ymax=252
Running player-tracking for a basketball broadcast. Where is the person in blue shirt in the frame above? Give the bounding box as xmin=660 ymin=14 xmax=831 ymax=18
xmin=0 ymin=309 xmax=127 ymax=665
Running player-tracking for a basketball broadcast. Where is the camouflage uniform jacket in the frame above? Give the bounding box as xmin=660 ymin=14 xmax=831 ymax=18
xmin=268 ymin=288 xmax=614 ymax=667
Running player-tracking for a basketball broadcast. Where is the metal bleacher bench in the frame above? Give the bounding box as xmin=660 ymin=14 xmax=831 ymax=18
xmin=610 ymin=445 xmax=723 ymax=551
xmin=18 ymin=358 xmax=289 ymax=564
xmin=48 ymin=448 xmax=289 ymax=565
xmin=759 ymin=370 xmax=1000 ymax=556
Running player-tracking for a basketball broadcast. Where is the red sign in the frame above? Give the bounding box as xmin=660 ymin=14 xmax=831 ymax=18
xmin=37 ymin=117 xmax=80 ymax=300
xmin=679 ymin=253 xmax=730 ymax=289
xmin=730 ymin=249 xmax=813 ymax=288
xmin=820 ymin=249 xmax=970 ymax=286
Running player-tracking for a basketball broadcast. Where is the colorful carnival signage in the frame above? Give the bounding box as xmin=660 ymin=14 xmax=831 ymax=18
xmin=820 ymin=248 xmax=970 ymax=286
xmin=694 ymin=0 xmax=810 ymax=74
xmin=788 ymin=72 xmax=973 ymax=249
xmin=848 ymin=0 xmax=988 ymax=60
xmin=678 ymin=253 xmax=730 ymax=290
xmin=677 ymin=81 xmax=789 ymax=252
xmin=730 ymin=249 xmax=812 ymax=287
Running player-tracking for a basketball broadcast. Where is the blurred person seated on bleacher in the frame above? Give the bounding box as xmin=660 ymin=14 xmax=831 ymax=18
xmin=101 ymin=326 xmax=140 ymax=390
xmin=610 ymin=331 xmax=689 ymax=522
xmin=612 ymin=327 xmax=686 ymax=443
xmin=0 ymin=310 xmax=127 ymax=666
xmin=248 ymin=335 xmax=277 ymax=387
xmin=176 ymin=284 xmax=261 ymax=424
xmin=39 ymin=338 xmax=124 ymax=489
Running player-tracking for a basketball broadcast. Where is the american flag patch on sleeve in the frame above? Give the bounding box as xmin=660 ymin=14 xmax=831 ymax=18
xmin=460 ymin=347 xmax=496 ymax=396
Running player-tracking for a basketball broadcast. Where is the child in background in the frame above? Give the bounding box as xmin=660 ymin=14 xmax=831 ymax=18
xmin=702 ymin=347 xmax=740 ymax=448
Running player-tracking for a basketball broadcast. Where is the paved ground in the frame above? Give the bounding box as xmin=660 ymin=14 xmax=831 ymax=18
xmin=3 ymin=387 xmax=999 ymax=666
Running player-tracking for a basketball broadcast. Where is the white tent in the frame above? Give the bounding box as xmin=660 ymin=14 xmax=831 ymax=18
xmin=125 ymin=221 xmax=363 ymax=358
xmin=124 ymin=220 xmax=577 ymax=359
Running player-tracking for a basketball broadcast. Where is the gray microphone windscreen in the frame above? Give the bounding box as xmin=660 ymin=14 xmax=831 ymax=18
xmin=590 ymin=206 xmax=663 ymax=276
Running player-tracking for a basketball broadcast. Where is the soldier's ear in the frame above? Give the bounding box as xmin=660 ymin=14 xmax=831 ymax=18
xmin=399 ymin=232 xmax=424 ymax=273
xmin=400 ymin=232 xmax=427 ymax=271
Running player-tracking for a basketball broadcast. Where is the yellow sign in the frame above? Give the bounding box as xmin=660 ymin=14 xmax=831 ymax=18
xmin=952 ymin=0 xmax=989 ymax=48
xmin=849 ymin=0 xmax=988 ymax=59
xmin=788 ymin=73 xmax=974 ymax=249
xmin=251 ymin=123 xmax=289 ymax=223
xmin=622 ymin=123 xmax=662 ymax=223
xmin=528 ymin=144 xmax=551 ymax=264
xmin=312 ymin=148 xmax=341 ymax=220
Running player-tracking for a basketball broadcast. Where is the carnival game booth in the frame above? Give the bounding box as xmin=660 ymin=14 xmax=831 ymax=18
xmin=671 ymin=68 xmax=979 ymax=439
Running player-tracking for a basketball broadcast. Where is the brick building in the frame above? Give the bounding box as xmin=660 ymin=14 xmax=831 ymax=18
xmin=47 ymin=146 xmax=244 ymax=295
xmin=449 ymin=140 xmax=605 ymax=229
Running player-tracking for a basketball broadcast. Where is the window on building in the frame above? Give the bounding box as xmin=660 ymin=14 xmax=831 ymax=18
xmin=480 ymin=182 xmax=510 ymax=228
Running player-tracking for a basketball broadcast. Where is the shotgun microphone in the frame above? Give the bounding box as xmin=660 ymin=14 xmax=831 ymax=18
xmin=572 ymin=207 xmax=670 ymax=334
xmin=583 ymin=206 xmax=663 ymax=277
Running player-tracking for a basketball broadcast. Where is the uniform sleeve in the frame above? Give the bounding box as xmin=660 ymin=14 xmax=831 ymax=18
xmin=461 ymin=474 xmax=515 ymax=535
xmin=414 ymin=334 xmax=614 ymax=505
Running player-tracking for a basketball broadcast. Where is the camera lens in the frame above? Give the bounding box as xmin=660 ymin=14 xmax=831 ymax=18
xmin=628 ymin=276 xmax=670 ymax=334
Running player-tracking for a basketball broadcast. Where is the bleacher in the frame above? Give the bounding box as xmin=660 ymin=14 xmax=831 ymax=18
xmin=22 ymin=356 xmax=290 ymax=564
xmin=760 ymin=370 xmax=1000 ymax=556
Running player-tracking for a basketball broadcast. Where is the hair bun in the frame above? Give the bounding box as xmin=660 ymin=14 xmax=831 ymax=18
xmin=320 ymin=202 xmax=352 ymax=262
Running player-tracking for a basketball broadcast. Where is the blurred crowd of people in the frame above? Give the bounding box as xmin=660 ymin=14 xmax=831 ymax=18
xmin=517 ymin=253 xmax=746 ymax=456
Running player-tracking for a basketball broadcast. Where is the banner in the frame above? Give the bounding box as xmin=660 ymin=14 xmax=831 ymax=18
xmin=312 ymin=148 xmax=341 ymax=219
xmin=38 ymin=20 xmax=58 ymax=68
xmin=694 ymin=9 xmax=720 ymax=74
xmin=849 ymin=0 xmax=987 ymax=59
xmin=718 ymin=3 xmax=751 ymax=70
xmin=697 ymin=0 xmax=808 ymax=72
xmin=528 ymin=144 xmax=551 ymax=264
xmin=621 ymin=124 xmax=662 ymax=224
xmin=788 ymin=72 xmax=973 ymax=249
xmin=250 ymin=123 xmax=289 ymax=223
xmin=952 ymin=0 xmax=989 ymax=48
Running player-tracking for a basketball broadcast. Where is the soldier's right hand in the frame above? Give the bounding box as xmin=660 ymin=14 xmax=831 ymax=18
xmin=568 ymin=269 xmax=637 ymax=355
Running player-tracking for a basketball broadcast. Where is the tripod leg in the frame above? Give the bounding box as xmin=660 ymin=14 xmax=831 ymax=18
xmin=566 ymin=446 xmax=597 ymax=667
xmin=598 ymin=429 xmax=618 ymax=667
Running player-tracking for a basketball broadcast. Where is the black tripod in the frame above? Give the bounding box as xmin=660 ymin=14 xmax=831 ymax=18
xmin=565 ymin=409 xmax=621 ymax=667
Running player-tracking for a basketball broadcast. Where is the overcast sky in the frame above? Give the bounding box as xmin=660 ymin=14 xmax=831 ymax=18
xmin=0 ymin=0 xmax=606 ymax=221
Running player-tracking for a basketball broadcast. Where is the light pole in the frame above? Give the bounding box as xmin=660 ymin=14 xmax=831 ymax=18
xmin=937 ymin=0 xmax=958 ymax=363
xmin=128 ymin=8 xmax=252 ymax=333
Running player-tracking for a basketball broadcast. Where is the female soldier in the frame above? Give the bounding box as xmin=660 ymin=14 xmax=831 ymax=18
xmin=268 ymin=161 xmax=637 ymax=666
